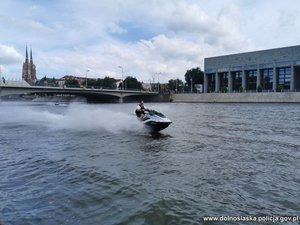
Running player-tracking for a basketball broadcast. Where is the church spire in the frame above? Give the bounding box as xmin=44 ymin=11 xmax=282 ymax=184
xmin=25 ymin=44 xmax=29 ymax=63
xmin=22 ymin=43 xmax=37 ymax=85
xmin=30 ymin=46 xmax=33 ymax=63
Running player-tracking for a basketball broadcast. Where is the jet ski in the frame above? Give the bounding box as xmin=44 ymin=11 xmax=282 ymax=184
xmin=138 ymin=110 xmax=172 ymax=132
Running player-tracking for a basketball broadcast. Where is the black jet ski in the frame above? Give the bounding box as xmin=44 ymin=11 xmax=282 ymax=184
xmin=138 ymin=110 xmax=172 ymax=132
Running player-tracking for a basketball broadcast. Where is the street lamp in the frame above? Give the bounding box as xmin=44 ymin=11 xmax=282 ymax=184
xmin=156 ymin=72 xmax=161 ymax=92
xmin=85 ymin=69 xmax=90 ymax=88
xmin=152 ymin=74 xmax=156 ymax=91
xmin=149 ymin=79 xmax=152 ymax=91
xmin=0 ymin=66 xmax=2 ymax=85
xmin=191 ymin=77 xmax=193 ymax=93
xmin=118 ymin=66 xmax=123 ymax=90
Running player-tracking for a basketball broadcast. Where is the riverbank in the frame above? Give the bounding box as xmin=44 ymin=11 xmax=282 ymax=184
xmin=171 ymin=92 xmax=300 ymax=103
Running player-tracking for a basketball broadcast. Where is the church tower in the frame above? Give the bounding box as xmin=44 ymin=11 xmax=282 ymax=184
xmin=22 ymin=45 xmax=37 ymax=85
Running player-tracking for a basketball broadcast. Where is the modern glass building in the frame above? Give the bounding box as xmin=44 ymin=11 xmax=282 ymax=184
xmin=204 ymin=45 xmax=300 ymax=93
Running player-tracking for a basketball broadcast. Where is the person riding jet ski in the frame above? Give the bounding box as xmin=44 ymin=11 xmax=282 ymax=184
xmin=135 ymin=100 xmax=172 ymax=132
xmin=135 ymin=100 xmax=150 ymax=118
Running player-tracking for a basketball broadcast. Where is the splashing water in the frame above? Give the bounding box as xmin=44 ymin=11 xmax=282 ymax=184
xmin=0 ymin=103 xmax=144 ymax=133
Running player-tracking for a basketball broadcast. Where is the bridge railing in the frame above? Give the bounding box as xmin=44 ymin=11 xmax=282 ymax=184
xmin=1 ymin=83 xmax=159 ymax=94
xmin=31 ymin=83 xmax=158 ymax=93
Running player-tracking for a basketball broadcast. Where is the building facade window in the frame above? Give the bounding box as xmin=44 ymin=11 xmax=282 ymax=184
xmin=246 ymin=70 xmax=257 ymax=91
xmin=207 ymin=73 xmax=215 ymax=93
xmin=277 ymin=67 xmax=291 ymax=90
xmin=261 ymin=69 xmax=273 ymax=90
xmin=295 ymin=66 xmax=300 ymax=90
xmin=232 ymin=71 xmax=242 ymax=91
xmin=204 ymin=46 xmax=300 ymax=94
xmin=219 ymin=72 xmax=228 ymax=92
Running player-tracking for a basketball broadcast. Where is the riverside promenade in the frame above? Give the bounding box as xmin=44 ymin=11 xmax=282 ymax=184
xmin=171 ymin=92 xmax=300 ymax=103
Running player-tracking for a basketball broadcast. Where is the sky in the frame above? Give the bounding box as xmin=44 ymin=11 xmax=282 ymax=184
xmin=0 ymin=0 xmax=300 ymax=83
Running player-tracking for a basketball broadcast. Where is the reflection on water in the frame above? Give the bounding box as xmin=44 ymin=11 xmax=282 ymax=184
xmin=150 ymin=132 xmax=172 ymax=139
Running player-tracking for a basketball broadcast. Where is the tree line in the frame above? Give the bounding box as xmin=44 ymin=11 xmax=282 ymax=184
xmin=40 ymin=67 xmax=204 ymax=92
xmin=168 ymin=67 xmax=204 ymax=93
xmin=64 ymin=76 xmax=143 ymax=90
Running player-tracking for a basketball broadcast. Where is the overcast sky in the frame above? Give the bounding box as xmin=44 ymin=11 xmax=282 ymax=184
xmin=0 ymin=0 xmax=300 ymax=83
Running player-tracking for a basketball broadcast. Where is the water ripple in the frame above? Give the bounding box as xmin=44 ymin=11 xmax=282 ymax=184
xmin=1 ymin=102 xmax=300 ymax=225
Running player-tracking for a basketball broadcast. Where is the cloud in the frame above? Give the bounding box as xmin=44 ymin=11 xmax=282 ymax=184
xmin=31 ymin=1 xmax=250 ymax=81
xmin=0 ymin=44 xmax=23 ymax=65
xmin=165 ymin=2 xmax=213 ymax=34
xmin=144 ymin=36 xmax=198 ymax=65
xmin=35 ymin=34 xmax=203 ymax=82
xmin=163 ymin=1 xmax=253 ymax=53
xmin=1 ymin=0 xmax=300 ymax=82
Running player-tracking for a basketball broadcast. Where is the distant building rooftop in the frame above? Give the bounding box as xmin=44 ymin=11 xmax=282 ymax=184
xmin=0 ymin=80 xmax=31 ymax=87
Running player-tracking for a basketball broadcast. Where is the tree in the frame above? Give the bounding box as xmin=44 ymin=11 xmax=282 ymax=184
xmin=257 ymin=85 xmax=262 ymax=92
xmin=102 ymin=76 xmax=117 ymax=89
xmin=87 ymin=78 xmax=103 ymax=88
xmin=120 ymin=76 xmax=143 ymax=90
xmin=168 ymin=79 xmax=184 ymax=93
xmin=276 ymin=84 xmax=283 ymax=92
xmin=184 ymin=67 xmax=204 ymax=92
xmin=65 ymin=78 xmax=80 ymax=88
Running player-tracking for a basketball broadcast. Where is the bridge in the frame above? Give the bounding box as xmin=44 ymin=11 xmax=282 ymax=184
xmin=0 ymin=83 xmax=162 ymax=103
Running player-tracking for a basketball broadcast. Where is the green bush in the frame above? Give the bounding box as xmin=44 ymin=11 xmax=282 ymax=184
xmin=257 ymin=85 xmax=262 ymax=92
xmin=276 ymin=85 xmax=283 ymax=92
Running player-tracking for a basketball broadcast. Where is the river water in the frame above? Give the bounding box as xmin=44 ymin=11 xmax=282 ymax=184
xmin=0 ymin=101 xmax=299 ymax=225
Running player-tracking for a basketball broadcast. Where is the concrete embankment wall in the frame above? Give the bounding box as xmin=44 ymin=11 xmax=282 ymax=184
xmin=171 ymin=92 xmax=300 ymax=103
